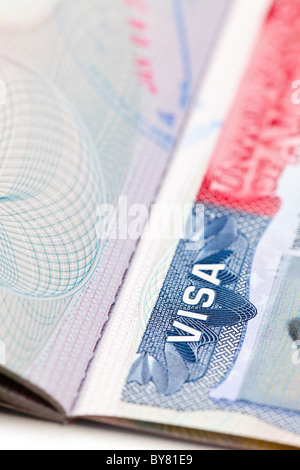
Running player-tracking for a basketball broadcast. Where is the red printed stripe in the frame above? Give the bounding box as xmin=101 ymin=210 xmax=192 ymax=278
xmin=197 ymin=0 xmax=300 ymax=216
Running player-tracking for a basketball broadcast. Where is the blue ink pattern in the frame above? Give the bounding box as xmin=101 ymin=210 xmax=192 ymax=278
xmin=126 ymin=204 xmax=269 ymax=397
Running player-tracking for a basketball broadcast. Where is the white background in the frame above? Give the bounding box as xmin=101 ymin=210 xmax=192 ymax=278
xmin=0 ymin=410 xmax=214 ymax=450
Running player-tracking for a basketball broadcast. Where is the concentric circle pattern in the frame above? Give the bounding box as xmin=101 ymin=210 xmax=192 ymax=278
xmin=0 ymin=56 xmax=105 ymax=299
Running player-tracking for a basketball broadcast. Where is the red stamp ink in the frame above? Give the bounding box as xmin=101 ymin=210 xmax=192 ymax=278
xmin=197 ymin=0 xmax=300 ymax=216
xmin=124 ymin=0 xmax=158 ymax=95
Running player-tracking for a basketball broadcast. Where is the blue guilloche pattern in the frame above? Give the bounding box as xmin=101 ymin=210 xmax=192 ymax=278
xmin=0 ymin=56 xmax=105 ymax=299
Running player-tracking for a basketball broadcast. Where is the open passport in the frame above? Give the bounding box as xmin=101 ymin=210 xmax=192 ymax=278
xmin=1 ymin=0 xmax=300 ymax=450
